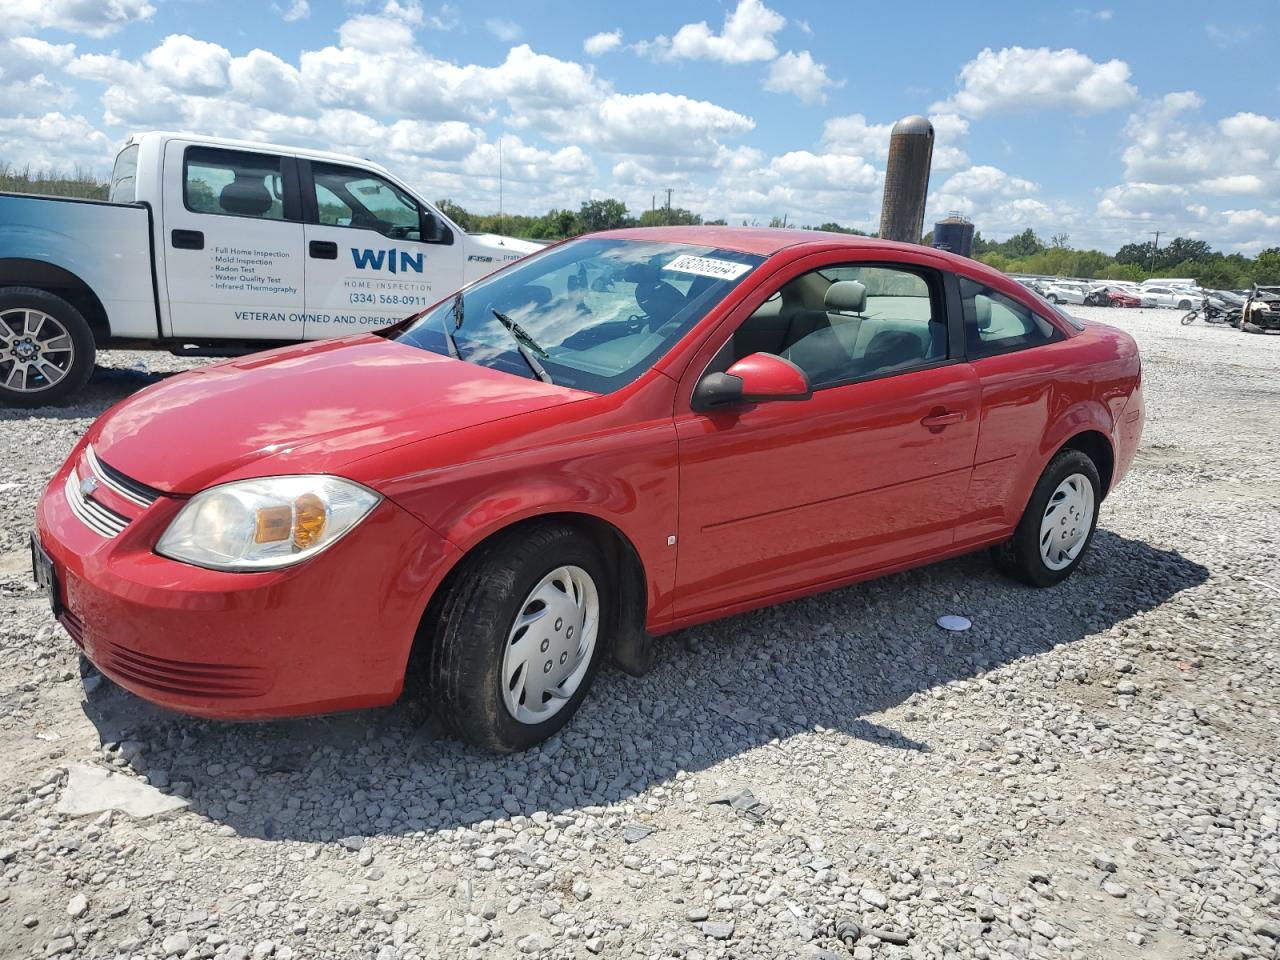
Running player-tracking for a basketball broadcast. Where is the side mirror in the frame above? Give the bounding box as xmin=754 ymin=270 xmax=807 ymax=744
xmin=692 ymin=352 xmax=812 ymax=411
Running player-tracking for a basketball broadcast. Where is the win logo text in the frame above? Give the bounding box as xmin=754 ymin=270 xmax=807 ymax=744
xmin=351 ymin=248 xmax=424 ymax=274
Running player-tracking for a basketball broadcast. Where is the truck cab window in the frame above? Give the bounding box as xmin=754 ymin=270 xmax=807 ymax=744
xmin=184 ymin=148 xmax=285 ymax=220
xmin=109 ymin=145 xmax=139 ymax=203
xmin=311 ymin=165 xmax=448 ymax=243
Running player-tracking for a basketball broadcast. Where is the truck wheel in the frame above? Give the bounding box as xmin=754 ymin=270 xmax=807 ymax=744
xmin=993 ymin=449 xmax=1101 ymax=588
xmin=428 ymin=522 xmax=610 ymax=752
xmin=0 ymin=288 xmax=96 ymax=407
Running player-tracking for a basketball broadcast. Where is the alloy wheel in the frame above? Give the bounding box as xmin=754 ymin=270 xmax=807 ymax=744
xmin=501 ymin=565 xmax=599 ymax=724
xmin=0 ymin=308 xmax=76 ymax=393
xmin=1039 ymin=472 xmax=1095 ymax=571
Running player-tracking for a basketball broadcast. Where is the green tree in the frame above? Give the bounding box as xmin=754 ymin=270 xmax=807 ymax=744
xmin=577 ymin=198 xmax=631 ymax=232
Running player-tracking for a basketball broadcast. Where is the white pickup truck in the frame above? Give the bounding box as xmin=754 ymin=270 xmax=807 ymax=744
xmin=0 ymin=131 xmax=540 ymax=405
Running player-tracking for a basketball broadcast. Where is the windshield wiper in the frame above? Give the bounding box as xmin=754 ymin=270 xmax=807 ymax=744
xmin=491 ymin=309 xmax=552 ymax=384
xmin=440 ymin=292 xmax=463 ymax=359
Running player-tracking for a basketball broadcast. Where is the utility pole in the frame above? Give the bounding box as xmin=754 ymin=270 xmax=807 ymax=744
xmin=497 ymin=137 xmax=503 ymax=238
xmin=1148 ymin=230 xmax=1161 ymax=272
xmin=665 ymin=188 xmax=673 ymax=225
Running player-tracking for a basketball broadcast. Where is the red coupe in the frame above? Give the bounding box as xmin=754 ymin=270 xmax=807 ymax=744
xmin=34 ymin=228 xmax=1144 ymax=751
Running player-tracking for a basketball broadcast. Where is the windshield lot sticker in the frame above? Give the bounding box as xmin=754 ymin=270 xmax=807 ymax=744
xmin=663 ymin=255 xmax=751 ymax=281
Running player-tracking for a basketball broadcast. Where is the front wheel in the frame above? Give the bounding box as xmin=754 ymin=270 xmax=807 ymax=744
xmin=428 ymin=522 xmax=610 ymax=752
xmin=0 ymin=287 xmax=96 ymax=407
xmin=1180 ymin=310 xmax=1199 ymax=326
xmin=994 ymin=449 xmax=1101 ymax=587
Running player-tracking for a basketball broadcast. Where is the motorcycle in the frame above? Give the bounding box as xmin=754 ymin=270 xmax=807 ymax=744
xmin=1180 ymin=296 xmax=1239 ymax=326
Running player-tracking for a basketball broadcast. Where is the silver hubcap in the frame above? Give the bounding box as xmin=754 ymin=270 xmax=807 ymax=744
xmin=1039 ymin=473 xmax=1095 ymax=571
xmin=0 ymin=309 xmax=75 ymax=393
xmin=502 ymin=565 xmax=599 ymax=724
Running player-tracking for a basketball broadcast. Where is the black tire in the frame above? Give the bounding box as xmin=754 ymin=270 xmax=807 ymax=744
xmin=0 ymin=287 xmax=96 ymax=407
xmin=993 ymin=449 xmax=1101 ymax=588
xmin=1242 ymin=321 xmax=1265 ymax=334
xmin=1048 ymin=295 xmax=1062 ymax=304
xmin=428 ymin=522 xmax=611 ymax=752
xmin=1177 ymin=300 xmax=1192 ymax=310
xmin=1180 ymin=310 xmax=1198 ymax=326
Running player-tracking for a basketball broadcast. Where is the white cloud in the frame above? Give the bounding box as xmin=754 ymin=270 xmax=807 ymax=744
xmin=1120 ymin=93 xmax=1279 ymax=196
xmin=424 ymin=5 xmax=460 ymax=30
xmin=0 ymin=37 xmax=78 ymax=115
xmin=934 ymin=46 xmax=1137 ymax=116
xmin=938 ymin=165 xmax=1038 ymax=199
xmin=0 ymin=112 xmax=114 ymax=169
xmin=641 ymin=0 xmax=785 ymax=64
xmin=762 ymin=51 xmax=839 ymax=105
xmin=2 ymin=0 xmax=154 ymax=38
xmin=485 ymin=18 xmax=522 ymax=42
xmin=280 ymin=0 xmax=310 ymax=22
xmin=583 ymin=30 xmax=623 ymax=57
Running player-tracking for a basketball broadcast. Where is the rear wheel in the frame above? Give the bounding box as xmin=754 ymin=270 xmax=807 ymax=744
xmin=0 ymin=288 xmax=95 ymax=407
xmin=994 ymin=449 xmax=1101 ymax=587
xmin=428 ymin=522 xmax=610 ymax=752
xmin=1177 ymin=299 xmax=1192 ymax=310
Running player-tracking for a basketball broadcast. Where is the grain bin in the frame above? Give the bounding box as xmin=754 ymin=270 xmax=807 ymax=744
xmin=933 ymin=212 xmax=974 ymax=257
xmin=878 ymin=115 xmax=934 ymax=244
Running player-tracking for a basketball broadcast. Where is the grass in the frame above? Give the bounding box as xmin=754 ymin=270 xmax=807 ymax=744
xmin=0 ymin=163 xmax=109 ymax=200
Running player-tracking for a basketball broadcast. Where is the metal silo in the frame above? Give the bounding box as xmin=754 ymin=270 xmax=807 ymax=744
xmin=933 ymin=212 xmax=975 ymax=258
xmin=878 ymin=115 xmax=934 ymax=244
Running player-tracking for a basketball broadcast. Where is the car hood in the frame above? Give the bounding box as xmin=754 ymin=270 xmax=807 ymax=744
xmin=90 ymin=335 xmax=590 ymax=494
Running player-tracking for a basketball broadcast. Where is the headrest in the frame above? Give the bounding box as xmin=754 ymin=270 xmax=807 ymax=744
xmin=219 ymin=173 xmax=273 ymax=217
xmin=636 ymin=280 xmax=686 ymax=322
xmin=974 ymin=295 xmax=992 ymax=330
xmin=825 ymin=280 xmax=866 ymax=313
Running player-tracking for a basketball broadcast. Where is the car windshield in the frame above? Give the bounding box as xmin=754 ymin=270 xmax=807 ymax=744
xmin=391 ymin=238 xmax=763 ymax=393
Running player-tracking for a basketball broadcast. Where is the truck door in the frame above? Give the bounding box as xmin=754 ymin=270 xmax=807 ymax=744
xmin=161 ymin=141 xmax=305 ymax=340
xmin=298 ymin=160 xmax=464 ymax=340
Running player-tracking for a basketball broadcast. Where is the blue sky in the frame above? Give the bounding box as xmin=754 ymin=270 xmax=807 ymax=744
xmin=1 ymin=0 xmax=1276 ymax=252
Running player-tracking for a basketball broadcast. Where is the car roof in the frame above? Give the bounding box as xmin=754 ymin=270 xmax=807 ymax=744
xmin=127 ymin=131 xmax=393 ymax=176
xmin=593 ymin=226 xmax=1013 ymax=284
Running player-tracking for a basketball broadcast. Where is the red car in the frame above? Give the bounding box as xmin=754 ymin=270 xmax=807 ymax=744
xmin=1108 ymin=290 xmax=1141 ymax=308
xmin=33 ymin=228 xmax=1144 ymax=752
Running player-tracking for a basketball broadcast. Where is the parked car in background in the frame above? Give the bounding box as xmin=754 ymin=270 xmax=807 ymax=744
xmin=1140 ymin=285 xmax=1199 ymax=309
xmin=0 ymin=132 xmax=540 ymax=406
xmin=1242 ymin=286 xmax=1280 ymax=333
xmin=34 ymin=227 xmax=1144 ymax=751
xmin=1043 ymin=281 xmax=1091 ymax=305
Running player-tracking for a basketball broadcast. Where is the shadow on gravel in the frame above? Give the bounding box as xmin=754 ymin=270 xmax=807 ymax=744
xmin=77 ymin=528 xmax=1208 ymax=844
xmin=0 ymin=364 xmax=185 ymax=422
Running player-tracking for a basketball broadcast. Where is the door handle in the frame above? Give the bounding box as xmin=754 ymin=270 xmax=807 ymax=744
xmin=309 ymin=240 xmax=338 ymax=259
xmin=921 ymin=409 xmax=965 ymax=429
xmin=171 ymin=229 xmax=204 ymax=250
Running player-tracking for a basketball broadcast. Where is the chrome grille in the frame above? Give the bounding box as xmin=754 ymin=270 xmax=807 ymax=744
xmin=85 ymin=445 xmax=160 ymax=507
xmin=64 ymin=468 xmax=129 ymax=538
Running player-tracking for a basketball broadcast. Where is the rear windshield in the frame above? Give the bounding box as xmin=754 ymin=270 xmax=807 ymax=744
xmin=109 ymin=145 xmax=139 ymax=203
xmin=392 ymin=238 xmax=763 ymax=393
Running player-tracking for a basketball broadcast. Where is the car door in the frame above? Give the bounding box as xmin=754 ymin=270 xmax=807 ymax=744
xmin=161 ymin=141 xmax=305 ymax=340
xmin=673 ymin=258 xmax=980 ymax=620
xmin=298 ymin=160 xmax=465 ymax=339
xmin=953 ymin=276 xmax=1074 ymax=543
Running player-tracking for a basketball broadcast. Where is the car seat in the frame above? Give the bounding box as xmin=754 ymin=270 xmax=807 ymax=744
xmin=219 ymin=172 xmax=274 ymax=217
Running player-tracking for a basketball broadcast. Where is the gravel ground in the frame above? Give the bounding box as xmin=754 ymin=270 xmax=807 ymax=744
xmin=1 ymin=308 xmax=1278 ymax=960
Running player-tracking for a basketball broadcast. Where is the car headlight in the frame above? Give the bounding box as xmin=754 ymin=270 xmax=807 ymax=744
xmin=156 ymin=476 xmax=381 ymax=571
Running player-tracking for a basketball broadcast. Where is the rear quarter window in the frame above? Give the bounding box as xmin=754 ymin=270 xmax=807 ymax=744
xmin=109 ymin=145 xmax=139 ymax=203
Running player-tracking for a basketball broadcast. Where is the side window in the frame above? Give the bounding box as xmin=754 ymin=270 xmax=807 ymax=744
xmin=184 ymin=147 xmax=285 ymax=220
xmin=960 ymin=277 xmax=1060 ymax=357
xmin=724 ymin=263 xmax=948 ymax=389
xmin=109 ymin=145 xmax=139 ymax=203
xmin=310 ymin=164 xmax=449 ymax=243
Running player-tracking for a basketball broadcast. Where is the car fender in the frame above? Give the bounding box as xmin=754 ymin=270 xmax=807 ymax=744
xmin=1012 ymin=400 xmax=1117 ymax=514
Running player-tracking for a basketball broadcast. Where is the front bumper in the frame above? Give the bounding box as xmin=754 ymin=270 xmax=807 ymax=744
xmin=35 ymin=446 xmax=460 ymax=719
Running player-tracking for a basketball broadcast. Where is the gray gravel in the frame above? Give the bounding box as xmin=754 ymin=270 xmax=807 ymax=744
xmin=2 ymin=310 xmax=1279 ymax=959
